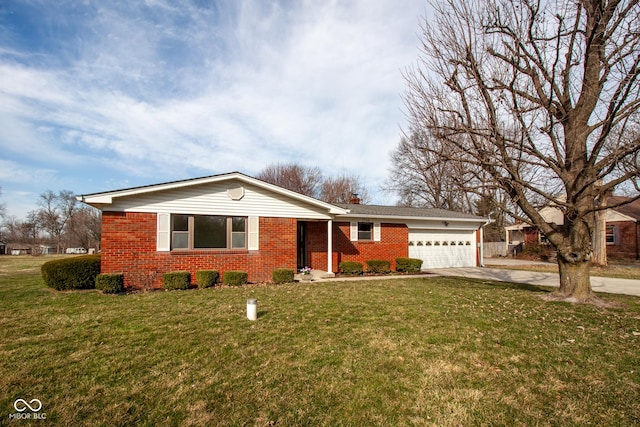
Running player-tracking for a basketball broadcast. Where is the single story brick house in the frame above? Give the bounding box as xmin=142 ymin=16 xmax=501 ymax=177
xmin=505 ymin=196 xmax=640 ymax=259
xmin=78 ymin=172 xmax=489 ymax=289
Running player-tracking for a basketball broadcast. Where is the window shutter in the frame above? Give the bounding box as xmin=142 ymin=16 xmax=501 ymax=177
xmin=248 ymin=216 xmax=259 ymax=250
xmin=350 ymin=222 xmax=358 ymax=241
xmin=157 ymin=213 xmax=170 ymax=252
xmin=374 ymin=223 xmax=381 ymax=241
xmin=614 ymin=225 xmax=621 ymax=246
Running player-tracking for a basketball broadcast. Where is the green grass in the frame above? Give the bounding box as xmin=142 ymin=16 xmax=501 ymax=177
xmin=1 ymin=256 xmax=640 ymax=426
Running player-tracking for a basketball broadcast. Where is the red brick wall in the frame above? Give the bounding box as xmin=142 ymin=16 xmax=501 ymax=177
xmin=101 ymin=212 xmax=297 ymax=289
xmin=306 ymin=221 xmax=408 ymax=272
xmin=607 ymin=221 xmax=639 ymax=259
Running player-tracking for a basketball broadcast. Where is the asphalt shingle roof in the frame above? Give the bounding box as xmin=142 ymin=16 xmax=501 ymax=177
xmin=335 ymin=204 xmax=486 ymax=220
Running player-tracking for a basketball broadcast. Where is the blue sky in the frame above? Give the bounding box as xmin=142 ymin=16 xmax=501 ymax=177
xmin=0 ymin=0 xmax=427 ymax=218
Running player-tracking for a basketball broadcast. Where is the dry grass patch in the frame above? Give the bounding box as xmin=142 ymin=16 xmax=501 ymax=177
xmin=490 ymin=260 xmax=640 ymax=280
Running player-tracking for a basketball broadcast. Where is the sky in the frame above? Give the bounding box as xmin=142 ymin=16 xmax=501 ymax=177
xmin=0 ymin=0 xmax=428 ymax=218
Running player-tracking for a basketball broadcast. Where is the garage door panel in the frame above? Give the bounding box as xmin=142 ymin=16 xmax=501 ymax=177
xmin=408 ymin=230 xmax=476 ymax=269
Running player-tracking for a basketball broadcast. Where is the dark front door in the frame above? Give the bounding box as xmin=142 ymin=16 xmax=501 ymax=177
xmin=297 ymin=221 xmax=307 ymax=270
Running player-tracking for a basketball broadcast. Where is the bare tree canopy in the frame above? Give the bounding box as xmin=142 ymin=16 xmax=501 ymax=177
xmin=257 ymin=163 xmax=370 ymax=203
xmin=386 ymin=128 xmax=476 ymax=212
xmin=319 ymin=174 xmax=371 ymax=204
xmin=0 ymin=187 xmax=6 ymax=220
xmin=256 ymin=163 xmax=323 ymax=197
xmin=404 ymin=0 xmax=640 ymax=302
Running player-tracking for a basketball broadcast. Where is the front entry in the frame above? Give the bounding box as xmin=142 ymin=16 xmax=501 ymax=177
xmin=297 ymin=221 xmax=307 ymax=270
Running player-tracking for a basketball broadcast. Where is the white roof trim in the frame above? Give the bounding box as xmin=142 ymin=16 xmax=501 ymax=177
xmin=78 ymin=172 xmax=349 ymax=215
xmin=338 ymin=213 xmax=489 ymax=224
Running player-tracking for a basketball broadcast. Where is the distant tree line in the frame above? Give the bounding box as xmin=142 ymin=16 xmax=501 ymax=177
xmin=0 ymin=188 xmax=101 ymax=254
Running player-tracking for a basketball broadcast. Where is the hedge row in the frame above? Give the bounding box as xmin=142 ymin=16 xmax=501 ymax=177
xmin=338 ymin=257 xmax=424 ymax=275
xmin=43 ymin=256 xmax=423 ymax=293
xmin=94 ymin=268 xmax=291 ymax=292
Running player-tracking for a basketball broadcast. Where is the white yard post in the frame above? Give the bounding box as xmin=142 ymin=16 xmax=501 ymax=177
xmin=246 ymin=299 xmax=257 ymax=321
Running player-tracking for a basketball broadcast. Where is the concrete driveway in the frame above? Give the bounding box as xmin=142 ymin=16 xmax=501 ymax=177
xmin=430 ymin=259 xmax=640 ymax=297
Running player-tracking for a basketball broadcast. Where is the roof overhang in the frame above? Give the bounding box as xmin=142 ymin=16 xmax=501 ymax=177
xmin=77 ymin=172 xmax=349 ymax=215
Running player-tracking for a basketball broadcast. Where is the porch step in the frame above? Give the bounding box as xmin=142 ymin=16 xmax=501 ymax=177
xmin=294 ymin=270 xmax=335 ymax=281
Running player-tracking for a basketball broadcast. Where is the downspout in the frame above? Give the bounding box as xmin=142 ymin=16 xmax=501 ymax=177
xmin=479 ymin=226 xmax=484 ymax=267
xmin=636 ymin=221 xmax=639 ymax=260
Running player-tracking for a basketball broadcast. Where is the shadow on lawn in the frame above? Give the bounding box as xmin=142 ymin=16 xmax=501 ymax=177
xmin=453 ymin=277 xmax=553 ymax=294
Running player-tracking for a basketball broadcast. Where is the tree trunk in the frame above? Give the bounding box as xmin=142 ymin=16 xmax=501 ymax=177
xmin=592 ymin=208 xmax=608 ymax=267
xmin=555 ymin=256 xmax=595 ymax=302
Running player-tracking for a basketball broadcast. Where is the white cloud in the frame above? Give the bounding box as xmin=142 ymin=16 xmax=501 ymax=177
xmin=0 ymin=0 xmax=426 ymax=215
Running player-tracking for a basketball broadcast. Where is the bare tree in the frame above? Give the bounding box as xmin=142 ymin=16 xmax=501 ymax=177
xmin=319 ymin=174 xmax=371 ymax=204
xmin=2 ymin=213 xmax=41 ymax=245
xmin=386 ymin=127 xmax=476 ymax=211
xmin=0 ymin=187 xmax=6 ymax=220
xmin=404 ymin=0 xmax=640 ymax=302
xmin=257 ymin=163 xmax=371 ymax=204
xmin=37 ymin=190 xmax=79 ymax=253
xmin=256 ymin=163 xmax=324 ymax=197
xmin=67 ymin=206 xmax=102 ymax=250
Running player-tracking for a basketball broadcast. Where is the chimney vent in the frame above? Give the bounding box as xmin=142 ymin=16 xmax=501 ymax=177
xmin=349 ymin=193 xmax=361 ymax=204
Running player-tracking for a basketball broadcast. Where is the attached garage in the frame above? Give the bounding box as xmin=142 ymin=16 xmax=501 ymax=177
xmin=409 ymin=229 xmax=478 ymax=268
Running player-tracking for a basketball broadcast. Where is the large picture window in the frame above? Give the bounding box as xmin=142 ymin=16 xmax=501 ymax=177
xmin=171 ymin=214 xmax=246 ymax=250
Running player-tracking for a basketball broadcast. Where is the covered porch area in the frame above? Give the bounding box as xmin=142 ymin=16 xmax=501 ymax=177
xmin=297 ymin=219 xmax=338 ymax=277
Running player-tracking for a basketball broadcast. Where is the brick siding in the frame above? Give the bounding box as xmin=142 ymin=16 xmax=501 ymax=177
xmin=606 ymin=221 xmax=640 ymax=259
xmin=306 ymin=221 xmax=408 ymax=272
xmin=101 ymin=212 xmax=297 ymax=289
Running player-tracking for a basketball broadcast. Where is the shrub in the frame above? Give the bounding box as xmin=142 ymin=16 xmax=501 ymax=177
xmin=339 ymin=261 xmax=363 ymax=276
xmin=395 ymin=257 xmax=423 ymax=273
xmin=224 ymin=270 xmax=248 ymax=286
xmin=163 ymin=271 xmax=191 ymax=290
xmin=366 ymin=259 xmax=391 ymax=274
xmin=196 ymin=270 xmax=219 ymax=288
xmin=272 ymin=268 xmax=294 ymax=284
xmin=95 ymin=273 xmax=125 ymax=294
xmin=41 ymin=255 xmax=101 ymax=291
xmin=518 ymin=242 xmax=553 ymax=260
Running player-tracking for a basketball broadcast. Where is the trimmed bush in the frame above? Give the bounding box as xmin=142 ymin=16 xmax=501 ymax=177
xmin=95 ymin=273 xmax=125 ymax=294
xmin=41 ymin=255 xmax=101 ymax=291
xmin=339 ymin=261 xmax=363 ymax=276
xmin=366 ymin=259 xmax=391 ymax=274
xmin=163 ymin=271 xmax=191 ymax=290
xmin=224 ymin=270 xmax=248 ymax=286
xmin=196 ymin=270 xmax=219 ymax=288
xmin=272 ymin=268 xmax=294 ymax=284
xmin=395 ymin=257 xmax=423 ymax=273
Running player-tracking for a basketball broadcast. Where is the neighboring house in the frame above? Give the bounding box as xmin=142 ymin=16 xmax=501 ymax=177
xmin=9 ymin=247 xmax=31 ymax=255
xmin=78 ymin=172 xmax=489 ymax=289
xmin=40 ymin=245 xmax=57 ymax=255
xmin=505 ymin=196 xmax=640 ymax=259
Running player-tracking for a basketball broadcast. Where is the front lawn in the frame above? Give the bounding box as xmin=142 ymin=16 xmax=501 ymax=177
xmin=1 ymin=256 xmax=639 ymax=426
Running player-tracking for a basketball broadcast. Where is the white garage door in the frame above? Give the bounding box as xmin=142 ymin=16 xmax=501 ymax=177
xmin=408 ymin=230 xmax=476 ymax=269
